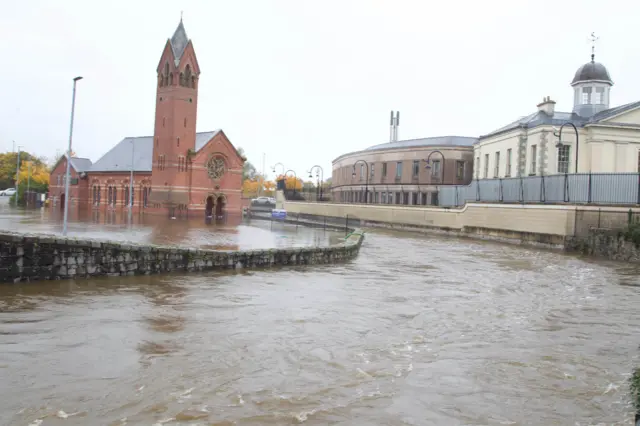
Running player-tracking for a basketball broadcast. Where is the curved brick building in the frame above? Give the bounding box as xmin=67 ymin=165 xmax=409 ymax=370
xmin=49 ymin=19 xmax=245 ymax=219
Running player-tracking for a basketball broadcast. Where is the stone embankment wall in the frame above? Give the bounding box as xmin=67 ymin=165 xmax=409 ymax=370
xmin=0 ymin=229 xmax=365 ymax=283
xmin=566 ymin=229 xmax=640 ymax=262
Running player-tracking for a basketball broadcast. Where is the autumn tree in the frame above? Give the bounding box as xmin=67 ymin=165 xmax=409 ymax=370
xmin=276 ymin=174 xmax=303 ymax=191
xmin=12 ymin=160 xmax=50 ymax=205
xmin=0 ymin=152 xmax=45 ymax=190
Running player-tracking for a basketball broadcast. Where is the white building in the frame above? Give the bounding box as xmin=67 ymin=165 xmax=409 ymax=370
xmin=474 ymin=52 xmax=640 ymax=179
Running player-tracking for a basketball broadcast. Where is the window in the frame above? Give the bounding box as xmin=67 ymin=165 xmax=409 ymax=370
xmin=360 ymin=164 xmax=365 ymax=180
xmin=582 ymin=87 xmax=592 ymax=104
xmin=155 ymin=137 xmax=159 ymax=147
xmin=382 ymin=162 xmax=387 ymax=177
xmin=395 ymin=162 xmax=402 ymax=179
xmin=558 ymin=145 xmax=570 ymax=174
xmin=638 ymin=151 xmax=640 ymax=173
xmin=530 ymin=145 xmax=537 ymax=175
xmin=506 ymin=149 xmax=512 ymax=177
xmin=456 ymin=161 xmax=465 ymax=180
xmin=431 ymin=160 xmax=441 ymax=180
xmin=370 ymin=163 xmax=375 ymax=178
xmin=112 ymin=187 xmax=117 ymax=206
xmin=594 ymin=87 xmax=605 ymax=104
xmin=412 ymin=160 xmax=420 ymax=177
xmin=184 ymin=118 xmax=187 ymax=128
xmin=476 ymin=156 xmax=480 ymax=178
xmin=124 ymin=187 xmax=129 ymax=206
xmin=494 ymin=152 xmax=500 ymax=177
xmin=163 ymin=117 xmax=166 ymax=127
xmin=177 ymin=137 xmax=180 ymax=147
xmin=483 ymin=154 xmax=489 ymax=178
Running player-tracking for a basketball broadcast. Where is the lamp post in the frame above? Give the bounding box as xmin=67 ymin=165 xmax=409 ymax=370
xmin=284 ymin=169 xmax=298 ymax=195
xmin=351 ymin=160 xmax=369 ymax=203
xmin=27 ymin=162 xmax=31 ymax=207
xmin=555 ymin=122 xmax=579 ymax=173
xmin=62 ymin=76 xmax=83 ymax=236
xmin=14 ymin=145 xmax=22 ymax=205
xmin=308 ymin=165 xmax=324 ymax=201
xmin=271 ymin=162 xmax=285 ymax=179
xmin=128 ymin=139 xmax=135 ymax=225
xmin=423 ymin=150 xmax=446 ymax=183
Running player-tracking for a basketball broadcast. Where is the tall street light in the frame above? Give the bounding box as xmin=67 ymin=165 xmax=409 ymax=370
xmin=307 ymin=165 xmax=324 ymax=201
xmin=351 ymin=160 xmax=369 ymax=203
xmin=62 ymin=76 xmax=83 ymax=236
xmin=555 ymin=122 xmax=579 ymax=173
xmin=423 ymin=150 xmax=445 ymax=183
xmin=14 ymin=145 xmax=22 ymax=205
xmin=128 ymin=139 xmax=135 ymax=225
xmin=271 ymin=162 xmax=285 ymax=179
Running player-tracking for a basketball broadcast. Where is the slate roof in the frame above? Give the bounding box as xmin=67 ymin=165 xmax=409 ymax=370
xmin=69 ymin=157 xmax=93 ymax=172
xmin=170 ymin=20 xmax=189 ymax=66
xmin=89 ymin=131 xmax=219 ymax=173
xmin=365 ymin=136 xmax=478 ymax=151
xmin=480 ymin=100 xmax=640 ymax=140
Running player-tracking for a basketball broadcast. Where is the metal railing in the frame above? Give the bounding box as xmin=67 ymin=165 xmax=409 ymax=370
xmin=438 ymin=173 xmax=640 ymax=207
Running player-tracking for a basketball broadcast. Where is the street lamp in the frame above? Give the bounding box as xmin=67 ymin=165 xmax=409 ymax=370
xmin=423 ymin=150 xmax=445 ymax=183
xmin=271 ymin=162 xmax=285 ymax=179
xmin=554 ymin=122 xmax=579 ymax=173
xmin=62 ymin=76 xmax=83 ymax=236
xmin=307 ymin=165 xmax=324 ymax=201
xmin=351 ymin=160 xmax=369 ymax=203
xmin=14 ymin=144 xmax=22 ymax=205
xmin=128 ymin=139 xmax=135 ymax=225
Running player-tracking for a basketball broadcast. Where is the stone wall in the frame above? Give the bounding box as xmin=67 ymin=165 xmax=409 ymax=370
xmin=565 ymin=229 xmax=640 ymax=262
xmin=0 ymin=229 xmax=365 ymax=283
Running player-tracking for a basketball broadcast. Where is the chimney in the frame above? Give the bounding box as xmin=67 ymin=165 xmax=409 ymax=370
xmin=537 ymin=96 xmax=556 ymax=116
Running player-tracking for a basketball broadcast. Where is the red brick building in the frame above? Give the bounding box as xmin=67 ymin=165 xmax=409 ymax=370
xmin=49 ymin=19 xmax=245 ymax=219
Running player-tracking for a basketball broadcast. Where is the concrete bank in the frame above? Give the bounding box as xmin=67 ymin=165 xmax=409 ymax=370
xmin=0 ymin=229 xmax=365 ymax=283
xmin=281 ymin=200 xmax=640 ymax=256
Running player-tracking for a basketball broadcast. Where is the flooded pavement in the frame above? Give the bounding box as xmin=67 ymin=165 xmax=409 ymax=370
xmin=1 ymin=208 xmax=640 ymax=425
xmin=0 ymin=205 xmax=344 ymax=250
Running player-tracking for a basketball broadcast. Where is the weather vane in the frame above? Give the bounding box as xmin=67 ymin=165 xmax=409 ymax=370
xmin=590 ymin=32 xmax=599 ymax=60
xmin=180 ymin=10 xmax=183 ymax=21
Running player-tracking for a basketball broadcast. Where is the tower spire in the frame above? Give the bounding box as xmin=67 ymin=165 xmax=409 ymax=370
xmin=589 ymin=32 xmax=599 ymax=62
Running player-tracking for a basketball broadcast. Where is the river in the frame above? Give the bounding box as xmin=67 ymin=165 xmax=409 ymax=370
xmin=1 ymin=208 xmax=640 ymax=425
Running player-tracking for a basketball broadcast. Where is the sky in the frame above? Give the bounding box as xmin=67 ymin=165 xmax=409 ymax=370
xmin=1 ymin=0 xmax=640 ymax=181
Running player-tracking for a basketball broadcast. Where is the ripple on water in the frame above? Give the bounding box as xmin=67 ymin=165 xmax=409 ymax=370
xmin=1 ymin=230 xmax=640 ymax=425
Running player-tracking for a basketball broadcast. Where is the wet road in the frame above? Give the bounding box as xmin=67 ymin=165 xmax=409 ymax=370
xmin=1 ymin=210 xmax=640 ymax=425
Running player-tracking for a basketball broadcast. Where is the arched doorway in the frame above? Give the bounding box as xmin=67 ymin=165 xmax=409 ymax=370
xmin=60 ymin=193 xmax=65 ymax=210
xmin=205 ymin=196 xmax=214 ymax=218
xmin=215 ymin=195 xmax=226 ymax=219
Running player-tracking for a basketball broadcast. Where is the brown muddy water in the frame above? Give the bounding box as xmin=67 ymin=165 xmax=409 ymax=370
xmin=1 ymin=205 xmax=640 ymax=425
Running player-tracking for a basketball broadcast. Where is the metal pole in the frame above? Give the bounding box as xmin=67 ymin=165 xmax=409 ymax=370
xmin=14 ymin=147 xmax=21 ymax=205
xmin=128 ymin=140 xmax=134 ymax=225
xmin=27 ymin=162 xmax=31 ymax=206
xmin=62 ymin=76 xmax=83 ymax=236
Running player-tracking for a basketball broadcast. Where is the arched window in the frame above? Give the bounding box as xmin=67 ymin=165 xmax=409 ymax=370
xmin=158 ymin=74 xmax=163 ymax=88
xmin=92 ymin=186 xmax=97 ymax=204
xmin=184 ymin=118 xmax=187 ymax=128
xmin=169 ymin=73 xmax=173 ymax=85
xmin=97 ymin=186 xmax=101 ymax=205
xmin=191 ymin=76 xmax=195 ymax=88
xmin=164 ymin=63 xmax=169 ymax=86
xmin=124 ymin=187 xmax=129 ymax=206
xmin=177 ymin=137 xmax=180 ymax=147
xmin=107 ymin=186 xmax=113 ymax=205
xmin=112 ymin=187 xmax=117 ymax=206
xmin=185 ymin=65 xmax=192 ymax=88
xmin=142 ymin=187 xmax=148 ymax=208
xmin=179 ymin=72 xmax=185 ymax=86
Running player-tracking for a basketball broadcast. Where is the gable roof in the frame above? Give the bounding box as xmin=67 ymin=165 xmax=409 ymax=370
xmin=52 ymin=154 xmax=93 ymax=173
xmin=589 ymin=100 xmax=640 ymax=123
xmin=89 ymin=131 xmax=220 ymax=173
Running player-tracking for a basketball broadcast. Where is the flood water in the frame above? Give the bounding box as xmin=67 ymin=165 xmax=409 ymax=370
xmin=1 ymin=205 xmax=640 ymax=425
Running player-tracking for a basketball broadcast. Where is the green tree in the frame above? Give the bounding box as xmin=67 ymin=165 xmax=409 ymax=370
xmin=237 ymin=147 xmax=257 ymax=181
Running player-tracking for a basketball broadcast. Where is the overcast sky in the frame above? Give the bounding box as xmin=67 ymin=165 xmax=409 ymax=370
xmin=1 ymin=0 xmax=639 ymax=180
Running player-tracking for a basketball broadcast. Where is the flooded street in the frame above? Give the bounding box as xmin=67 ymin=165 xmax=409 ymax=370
xmin=1 ymin=207 xmax=640 ymax=425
